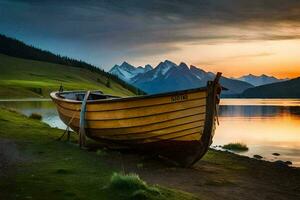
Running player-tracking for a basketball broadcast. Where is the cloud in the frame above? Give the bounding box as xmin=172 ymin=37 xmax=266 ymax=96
xmin=196 ymin=52 xmax=275 ymax=66
xmin=0 ymin=0 xmax=300 ymax=68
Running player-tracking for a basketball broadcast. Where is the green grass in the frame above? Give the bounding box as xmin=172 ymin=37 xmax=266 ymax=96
xmin=109 ymin=173 xmax=149 ymax=191
xmin=202 ymin=149 xmax=247 ymax=170
xmin=0 ymin=108 xmax=199 ymax=200
xmin=107 ymin=173 xmax=198 ymax=200
xmin=0 ymin=53 xmax=134 ymax=98
xmin=222 ymin=143 xmax=249 ymax=152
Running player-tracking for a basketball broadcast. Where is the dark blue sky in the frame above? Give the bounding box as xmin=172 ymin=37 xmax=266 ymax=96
xmin=1 ymin=0 xmax=300 ymax=75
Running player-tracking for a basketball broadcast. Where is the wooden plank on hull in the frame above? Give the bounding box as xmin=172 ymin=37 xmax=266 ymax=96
xmin=56 ymin=98 xmax=206 ymax=120
xmin=88 ymin=119 xmax=205 ymax=137
xmin=124 ymin=131 xmax=202 ymax=144
xmin=89 ymin=123 xmax=204 ymax=140
xmin=60 ymin=106 xmax=206 ymax=129
xmin=86 ymin=116 xmax=205 ymax=136
xmin=57 ymin=101 xmax=206 ymax=121
xmin=60 ymin=113 xmax=206 ymax=133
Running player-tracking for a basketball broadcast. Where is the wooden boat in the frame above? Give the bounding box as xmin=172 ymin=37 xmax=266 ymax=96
xmin=50 ymin=73 xmax=222 ymax=167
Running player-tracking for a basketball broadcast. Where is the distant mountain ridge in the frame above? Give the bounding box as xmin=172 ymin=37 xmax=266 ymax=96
xmin=238 ymin=74 xmax=288 ymax=86
xmin=109 ymin=60 xmax=254 ymax=95
xmin=241 ymin=77 xmax=300 ymax=98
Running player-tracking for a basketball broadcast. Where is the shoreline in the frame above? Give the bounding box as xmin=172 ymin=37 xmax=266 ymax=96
xmin=211 ymin=146 xmax=299 ymax=168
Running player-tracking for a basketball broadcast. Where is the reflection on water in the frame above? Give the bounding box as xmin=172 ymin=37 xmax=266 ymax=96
xmin=220 ymin=98 xmax=300 ymax=107
xmin=0 ymin=98 xmax=299 ymax=167
xmin=219 ymin=105 xmax=300 ymax=118
xmin=215 ymin=99 xmax=300 ymax=167
xmin=0 ymin=100 xmax=66 ymax=129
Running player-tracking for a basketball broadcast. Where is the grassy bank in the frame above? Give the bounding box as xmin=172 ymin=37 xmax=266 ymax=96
xmin=0 ymin=108 xmax=300 ymax=200
xmin=0 ymin=108 xmax=198 ymax=200
xmin=0 ymin=53 xmax=134 ymax=99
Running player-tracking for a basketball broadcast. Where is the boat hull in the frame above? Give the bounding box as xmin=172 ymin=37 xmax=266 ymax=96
xmin=51 ymin=78 xmax=221 ymax=166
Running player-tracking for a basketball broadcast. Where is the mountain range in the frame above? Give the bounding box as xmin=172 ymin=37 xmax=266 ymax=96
xmin=237 ymin=74 xmax=288 ymax=86
xmin=109 ymin=60 xmax=255 ymax=95
xmin=241 ymin=77 xmax=300 ymax=98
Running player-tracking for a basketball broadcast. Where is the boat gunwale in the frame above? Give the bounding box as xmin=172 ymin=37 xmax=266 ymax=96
xmin=50 ymin=87 xmax=208 ymax=104
xmin=54 ymin=96 xmax=207 ymax=112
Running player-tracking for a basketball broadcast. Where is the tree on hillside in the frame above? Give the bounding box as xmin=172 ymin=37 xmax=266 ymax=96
xmin=106 ymin=78 xmax=111 ymax=88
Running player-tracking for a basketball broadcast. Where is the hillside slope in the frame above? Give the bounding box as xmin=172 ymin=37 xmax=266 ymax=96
xmin=0 ymin=34 xmax=144 ymax=98
xmin=0 ymin=54 xmax=135 ymax=98
xmin=241 ymin=77 xmax=300 ymax=98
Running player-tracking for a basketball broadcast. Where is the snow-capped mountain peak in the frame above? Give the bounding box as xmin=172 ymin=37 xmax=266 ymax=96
xmin=158 ymin=60 xmax=177 ymax=74
xmin=109 ymin=62 xmax=153 ymax=81
xmin=149 ymin=60 xmax=177 ymax=80
xmin=119 ymin=61 xmax=136 ymax=72
xmin=109 ymin=64 xmax=135 ymax=81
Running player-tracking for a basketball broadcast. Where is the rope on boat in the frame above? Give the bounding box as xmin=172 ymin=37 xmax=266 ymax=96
xmin=79 ymin=91 xmax=91 ymax=148
xmin=57 ymin=111 xmax=78 ymax=141
xmin=213 ymin=73 xmax=222 ymax=126
xmin=215 ymin=104 xmax=220 ymax=125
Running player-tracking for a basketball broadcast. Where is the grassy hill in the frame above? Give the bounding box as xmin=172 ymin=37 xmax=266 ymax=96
xmin=0 ymin=34 xmax=145 ymax=99
xmin=241 ymin=77 xmax=300 ymax=98
xmin=0 ymin=53 xmax=135 ymax=98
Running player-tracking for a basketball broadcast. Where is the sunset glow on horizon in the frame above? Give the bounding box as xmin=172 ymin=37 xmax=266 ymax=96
xmin=193 ymin=39 xmax=300 ymax=79
xmin=128 ymin=24 xmax=300 ymax=79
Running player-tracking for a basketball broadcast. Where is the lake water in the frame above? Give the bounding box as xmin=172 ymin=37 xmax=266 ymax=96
xmin=1 ymin=98 xmax=299 ymax=167
xmin=215 ymin=99 xmax=300 ymax=167
xmin=0 ymin=99 xmax=67 ymax=129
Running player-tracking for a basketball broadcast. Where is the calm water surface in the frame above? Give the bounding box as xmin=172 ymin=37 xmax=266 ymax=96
xmin=1 ymin=98 xmax=299 ymax=167
xmin=0 ymin=99 xmax=66 ymax=129
xmin=216 ymin=99 xmax=300 ymax=167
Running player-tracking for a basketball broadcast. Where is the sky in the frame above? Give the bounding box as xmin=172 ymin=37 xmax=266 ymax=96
xmin=0 ymin=0 xmax=300 ymax=78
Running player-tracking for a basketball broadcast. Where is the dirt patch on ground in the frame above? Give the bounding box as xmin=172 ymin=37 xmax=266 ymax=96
xmin=0 ymin=139 xmax=30 ymax=199
xmin=0 ymin=139 xmax=26 ymax=177
xmin=92 ymin=147 xmax=300 ymax=200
